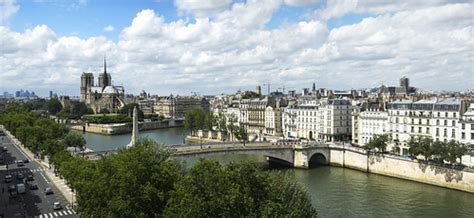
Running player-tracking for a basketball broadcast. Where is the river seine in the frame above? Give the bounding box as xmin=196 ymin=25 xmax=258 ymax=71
xmin=80 ymin=128 xmax=474 ymax=217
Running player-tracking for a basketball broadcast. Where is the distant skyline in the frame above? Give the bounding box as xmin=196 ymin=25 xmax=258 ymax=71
xmin=1 ymin=0 xmax=473 ymax=96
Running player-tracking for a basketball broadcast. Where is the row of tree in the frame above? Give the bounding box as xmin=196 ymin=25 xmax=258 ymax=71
xmin=184 ymin=107 xmax=249 ymax=143
xmin=407 ymin=136 xmax=467 ymax=164
xmin=0 ymin=104 xmax=86 ymax=157
xmin=363 ymin=134 xmax=470 ymax=164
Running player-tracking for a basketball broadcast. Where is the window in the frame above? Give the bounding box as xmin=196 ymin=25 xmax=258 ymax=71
xmin=411 ymin=119 xmax=414 ymax=124
xmin=462 ymin=123 xmax=465 ymax=130
xmin=419 ymin=119 xmax=422 ymax=125
xmin=452 ymin=129 xmax=455 ymax=138
xmin=461 ymin=132 xmax=465 ymax=139
xmin=444 ymin=128 xmax=447 ymax=137
xmin=411 ymin=126 xmax=414 ymax=133
xmin=427 ymin=120 xmax=430 ymax=125
xmin=452 ymin=120 xmax=455 ymax=126
xmin=418 ymin=127 xmax=422 ymax=133
xmin=436 ymin=120 xmax=440 ymax=125
xmin=453 ymin=113 xmax=456 ymax=118
xmin=426 ymin=127 xmax=430 ymax=134
xmin=437 ymin=112 xmax=440 ymax=117
xmin=444 ymin=120 xmax=447 ymax=126
xmin=471 ymin=124 xmax=474 ymax=131
xmin=471 ymin=133 xmax=474 ymax=140
xmin=445 ymin=112 xmax=448 ymax=117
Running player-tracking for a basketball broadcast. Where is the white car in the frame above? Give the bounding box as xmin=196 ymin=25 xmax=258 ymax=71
xmin=53 ymin=202 xmax=62 ymax=210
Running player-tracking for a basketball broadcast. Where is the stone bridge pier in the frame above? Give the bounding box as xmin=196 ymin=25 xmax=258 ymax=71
xmin=292 ymin=145 xmax=331 ymax=168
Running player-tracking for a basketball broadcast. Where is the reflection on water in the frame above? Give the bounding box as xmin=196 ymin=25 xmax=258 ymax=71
xmin=76 ymin=127 xmax=187 ymax=151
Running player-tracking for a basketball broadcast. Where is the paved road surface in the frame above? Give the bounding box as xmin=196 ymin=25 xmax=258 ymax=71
xmin=0 ymin=135 xmax=78 ymax=217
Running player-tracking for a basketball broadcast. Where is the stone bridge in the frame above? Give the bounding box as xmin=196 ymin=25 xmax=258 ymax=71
xmin=173 ymin=143 xmax=343 ymax=168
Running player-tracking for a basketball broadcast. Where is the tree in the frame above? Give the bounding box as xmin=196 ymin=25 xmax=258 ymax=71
xmin=445 ymin=140 xmax=467 ymax=164
xmin=184 ymin=107 xmax=205 ymax=136
xmin=99 ymin=108 xmax=110 ymax=114
xmin=164 ymin=159 xmax=317 ymax=217
xmin=63 ymin=131 xmax=86 ymax=158
xmin=363 ymin=134 xmax=390 ymax=153
xmin=72 ymin=139 xmax=183 ymax=217
xmin=119 ymin=103 xmax=144 ymax=119
xmin=46 ymin=98 xmax=63 ymax=115
xmin=235 ymin=124 xmax=249 ymax=146
xmin=203 ymin=111 xmax=215 ymax=130
xmin=408 ymin=136 xmax=433 ymax=160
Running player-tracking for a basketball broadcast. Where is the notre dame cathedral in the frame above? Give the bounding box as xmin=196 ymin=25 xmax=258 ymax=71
xmin=80 ymin=57 xmax=126 ymax=113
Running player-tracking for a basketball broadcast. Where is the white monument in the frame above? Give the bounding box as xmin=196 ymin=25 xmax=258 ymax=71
xmin=127 ymin=106 xmax=139 ymax=148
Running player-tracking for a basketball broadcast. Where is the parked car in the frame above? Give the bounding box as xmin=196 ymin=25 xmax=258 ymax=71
xmin=26 ymin=174 xmax=34 ymax=181
xmin=16 ymin=173 xmax=24 ymax=180
xmin=4 ymin=174 xmax=13 ymax=183
xmin=23 ymin=159 xmax=29 ymax=163
xmin=52 ymin=202 xmax=62 ymax=210
xmin=16 ymin=183 xmax=26 ymax=194
xmin=8 ymin=184 xmax=16 ymax=193
xmin=29 ymin=184 xmax=39 ymax=190
xmin=44 ymin=187 xmax=53 ymax=195
xmin=1 ymin=146 xmax=7 ymax=152
xmin=16 ymin=160 xmax=24 ymax=167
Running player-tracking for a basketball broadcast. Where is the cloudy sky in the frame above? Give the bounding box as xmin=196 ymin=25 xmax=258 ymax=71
xmin=0 ymin=0 xmax=473 ymax=96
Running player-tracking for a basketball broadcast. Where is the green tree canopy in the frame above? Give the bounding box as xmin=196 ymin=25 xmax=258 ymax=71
xmin=63 ymin=131 xmax=86 ymax=149
xmin=119 ymin=103 xmax=144 ymax=119
xmin=71 ymin=139 xmax=183 ymax=217
xmin=363 ymin=134 xmax=390 ymax=153
xmin=46 ymin=98 xmax=63 ymax=115
xmin=184 ymin=107 xmax=205 ymax=135
xmin=408 ymin=136 xmax=433 ymax=160
xmin=164 ymin=159 xmax=317 ymax=217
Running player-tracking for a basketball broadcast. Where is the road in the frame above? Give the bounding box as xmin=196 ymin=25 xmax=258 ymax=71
xmin=0 ymin=134 xmax=78 ymax=218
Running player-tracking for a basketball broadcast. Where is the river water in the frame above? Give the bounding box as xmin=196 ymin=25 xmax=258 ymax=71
xmin=80 ymin=128 xmax=474 ymax=217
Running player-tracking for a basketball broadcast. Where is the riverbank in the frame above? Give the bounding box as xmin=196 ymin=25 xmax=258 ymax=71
xmin=70 ymin=119 xmax=183 ymax=135
xmin=329 ymin=145 xmax=474 ymax=193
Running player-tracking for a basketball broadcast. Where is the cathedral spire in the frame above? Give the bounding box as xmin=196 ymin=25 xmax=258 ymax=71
xmin=103 ymin=54 xmax=107 ymax=74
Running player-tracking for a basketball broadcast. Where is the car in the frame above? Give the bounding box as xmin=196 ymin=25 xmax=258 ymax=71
xmin=4 ymin=174 xmax=13 ymax=183
xmin=16 ymin=183 xmax=26 ymax=194
xmin=16 ymin=160 xmax=24 ymax=167
xmin=16 ymin=173 xmax=24 ymax=180
xmin=44 ymin=187 xmax=53 ymax=195
xmin=0 ymin=158 xmax=4 ymax=165
xmin=8 ymin=184 xmax=16 ymax=193
xmin=52 ymin=202 xmax=62 ymax=210
xmin=26 ymin=174 xmax=34 ymax=181
xmin=23 ymin=159 xmax=29 ymax=163
xmin=1 ymin=146 xmax=6 ymax=152
xmin=29 ymin=184 xmax=38 ymax=190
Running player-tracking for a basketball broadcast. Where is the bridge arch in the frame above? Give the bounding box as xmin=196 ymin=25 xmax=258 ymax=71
xmin=308 ymin=153 xmax=329 ymax=168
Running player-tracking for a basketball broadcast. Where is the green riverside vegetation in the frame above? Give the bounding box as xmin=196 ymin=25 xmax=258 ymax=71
xmin=0 ymin=102 xmax=318 ymax=217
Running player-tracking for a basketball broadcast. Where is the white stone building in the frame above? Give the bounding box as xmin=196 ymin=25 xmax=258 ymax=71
xmin=459 ymin=103 xmax=474 ymax=145
xmin=358 ymin=109 xmax=389 ymax=145
xmin=387 ymin=98 xmax=465 ymax=155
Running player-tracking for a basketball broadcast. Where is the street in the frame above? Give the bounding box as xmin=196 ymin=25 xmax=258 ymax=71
xmin=0 ymin=135 xmax=78 ymax=218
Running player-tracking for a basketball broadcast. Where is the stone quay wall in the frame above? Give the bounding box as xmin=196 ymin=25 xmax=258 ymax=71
xmin=328 ymin=144 xmax=474 ymax=193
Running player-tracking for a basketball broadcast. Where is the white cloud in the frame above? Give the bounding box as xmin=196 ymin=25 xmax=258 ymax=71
xmin=284 ymin=0 xmax=321 ymax=7
xmin=103 ymin=25 xmax=114 ymax=32
xmin=174 ymin=0 xmax=231 ymax=17
xmin=0 ymin=0 xmax=20 ymax=25
xmin=1 ymin=1 xmax=473 ymax=95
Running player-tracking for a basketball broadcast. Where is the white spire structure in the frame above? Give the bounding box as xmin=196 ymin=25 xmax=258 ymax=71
xmin=127 ymin=106 xmax=139 ymax=148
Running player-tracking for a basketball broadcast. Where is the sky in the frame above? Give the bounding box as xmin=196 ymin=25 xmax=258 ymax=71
xmin=0 ymin=0 xmax=473 ymax=97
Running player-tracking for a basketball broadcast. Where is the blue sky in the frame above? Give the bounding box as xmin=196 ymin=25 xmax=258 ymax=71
xmin=10 ymin=0 xmax=363 ymax=42
xmin=1 ymin=0 xmax=472 ymax=96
